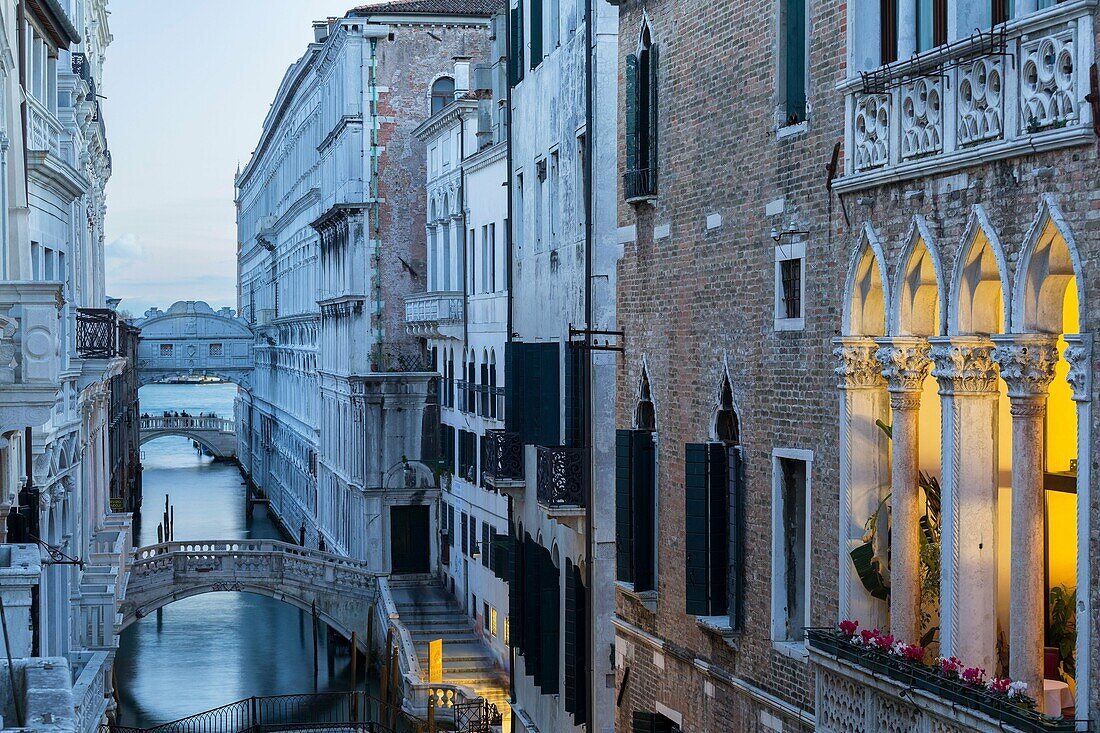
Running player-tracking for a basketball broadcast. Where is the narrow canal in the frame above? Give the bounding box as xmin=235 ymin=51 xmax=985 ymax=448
xmin=114 ymin=383 xmax=356 ymax=727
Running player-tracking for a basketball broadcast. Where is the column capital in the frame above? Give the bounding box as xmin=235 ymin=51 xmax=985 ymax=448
xmin=929 ymin=336 xmax=999 ymax=396
xmin=832 ymin=336 xmax=885 ymax=390
xmin=874 ymin=337 xmax=932 ymax=397
xmin=990 ymin=334 xmax=1059 ymax=399
xmin=1064 ymin=333 xmax=1092 ymax=403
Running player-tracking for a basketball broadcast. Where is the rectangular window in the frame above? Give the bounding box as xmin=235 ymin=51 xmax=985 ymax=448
xmin=484 ymin=602 xmax=492 ymax=631
xmin=916 ymin=0 xmax=947 ymax=51
xmin=535 ymin=158 xmax=546 ymax=251
xmin=994 ymin=0 xmax=1016 ymax=23
xmin=632 ymin=712 xmax=681 ymax=733
xmin=468 ymin=229 xmax=476 ymax=292
xmin=615 ymin=430 xmax=656 ymax=592
xmin=489 ymin=222 xmax=497 ymax=291
xmin=549 ymin=150 xmax=559 ymax=242
xmin=771 ymin=451 xmax=811 ymax=645
xmin=576 ymin=134 xmax=586 ymax=230
xmin=774 ymin=241 xmax=806 ymax=331
xmin=461 ymin=511 xmax=469 ymax=556
xmin=684 ymin=443 xmax=729 ymax=617
xmin=160 ymin=344 xmax=174 ymax=357
xmin=448 ymin=505 xmax=455 ymax=547
xmin=781 ymin=0 xmax=807 ymax=125
xmin=530 ymin=0 xmax=544 ymax=68
xmin=881 ymin=0 xmax=899 ymax=64
xmin=481 ymin=224 xmax=489 ymax=293
xmin=209 ymin=343 xmax=224 ymax=357
xmin=549 ymin=0 xmax=560 ymax=49
xmin=470 ymin=515 xmax=478 ymax=559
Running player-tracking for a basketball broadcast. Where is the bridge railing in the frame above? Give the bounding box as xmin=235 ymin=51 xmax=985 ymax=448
xmin=139 ymin=415 xmax=235 ymax=433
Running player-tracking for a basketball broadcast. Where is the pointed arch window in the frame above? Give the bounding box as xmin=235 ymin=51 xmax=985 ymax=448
xmin=616 ymin=369 xmax=657 ymax=592
xmin=624 ymin=26 xmax=659 ymax=200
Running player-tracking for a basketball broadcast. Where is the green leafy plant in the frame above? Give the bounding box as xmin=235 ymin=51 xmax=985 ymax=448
xmin=1048 ymin=584 xmax=1076 ymax=683
xmin=849 ymin=420 xmax=941 ymax=648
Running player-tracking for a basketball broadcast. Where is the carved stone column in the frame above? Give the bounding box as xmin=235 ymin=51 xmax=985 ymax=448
xmin=991 ymin=335 xmax=1058 ymax=695
xmin=834 ymin=337 xmax=890 ymax=627
xmin=930 ymin=336 xmax=1000 ymax=671
xmin=875 ymin=336 xmax=932 ymax=642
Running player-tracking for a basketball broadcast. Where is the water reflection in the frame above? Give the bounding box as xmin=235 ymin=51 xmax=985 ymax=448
xmin=115 ymin=384 xmax=357 ymax=727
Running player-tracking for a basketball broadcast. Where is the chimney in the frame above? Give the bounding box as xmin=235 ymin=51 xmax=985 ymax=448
xmin=453 ymin=57 xmax=472 ymax=98
xmin=313 ymin=21 xmax=330 ymax=43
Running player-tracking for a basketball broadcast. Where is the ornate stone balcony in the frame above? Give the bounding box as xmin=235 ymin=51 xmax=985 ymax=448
xmin=836 ymin=0 xmax=1096 ymax=193
xmin=0 ymin=282 xmax=63 ymax=433
xmin=404 ymin=290 xmax=463 ymax=339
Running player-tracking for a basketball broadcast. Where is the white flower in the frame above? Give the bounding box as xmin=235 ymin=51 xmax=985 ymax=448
xmin=891 ymin=641 xmax=906 ymax=657
xmin=1007 ymin=681 xmax=1029 ymax=699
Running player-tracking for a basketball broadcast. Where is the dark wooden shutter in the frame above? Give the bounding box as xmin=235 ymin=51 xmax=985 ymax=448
xmin=624 ymin=54 xmax=639 ymax=176
xmin=482 ymin=523 xmax=490 ymax=567
xmin=684 ymin=443 xmax=709 ymax=615
xmin=784 ymin=0 xmax=807 ymax=123
xmin=632 ymin=431 xmax=656 ymax=592
xmin=530 ymin=0 xmax=543 ymax=69
xmin=880 ymin=0 xmax=898 ymax=63
xmin=505 ymin=342 xmax=523 ymax=434
xmin=647 ymin=44 xmax=659 ymax=178
xmin=509 ymin=5 xmax=524 ymax=85
xmin=934 ymin=0 xmax=947 ymax=43
xmin=615 ymin=430 xmax=635 ymax=583
xmin=633 ymin=712 xmax=656 ymax=733
xmin=510 ymin=530 xmax=524 ymax=653
xmin=574 ymin=562 xmax=588 ymax=724
xmin=707 ymin=443 xmax=729 ymax=616
xmin=540 ymin=551 xmax=560 ymax=693
xmin=564 ymin=559 xmax=577 ymax=715
xmin=565 ymin=343 xmax=584 ymax=448
xmin=523 ymin=535 xmax=541 ymax=679
xmin=728 ymin=446 xmax=745 ymax=630
xmin=461 ymin=512 xmax=469 ymax=556
xmin=528 ymin=343 xmax=560 ymax=447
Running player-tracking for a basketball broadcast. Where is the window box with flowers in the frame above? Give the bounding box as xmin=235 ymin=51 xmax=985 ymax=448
xmin=808 ymin=622 xmax=1077 ymax=733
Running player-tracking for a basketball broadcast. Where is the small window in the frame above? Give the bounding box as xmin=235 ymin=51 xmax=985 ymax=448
xmin=779 ymin=0 xmax=807 ymax=125
xmin=772 ymin=451 xmax=811 ymax=645
xmin=774 ymin=241 xmax=806 ymax=331
xmin=430 ymin=76 xmax=455 ymax=115
xmin=490 ymin=606 xmax=499 ymax=637
xmin=624 ymin=28 xmax=659 ymax=200
xmin=160 ymin=344 xmax=173 ymax=357
xmin=209 ymin=343 xmax=224 ymax=357
xmin=916 ymin=0 xmax=947 ymax=52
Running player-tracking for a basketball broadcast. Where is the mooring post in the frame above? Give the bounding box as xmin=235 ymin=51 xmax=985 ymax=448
xmin=365 ymin=605 xmax=374 ymax=696
xmin=427 ymin=696 xmax=436 ymax=733
xmin=351 ymin=631 xmax=358 ymax=721
xmin=311 ymin=601 xmax=319 ymax=684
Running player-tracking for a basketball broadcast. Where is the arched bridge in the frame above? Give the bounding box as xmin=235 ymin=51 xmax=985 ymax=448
xmin=140 ymin=414 xmax=238 ymax=458
xmin=132 ymin=301 xmax=255 ymax=389
xmin=120 ymin=540 xmax=381 ymax=639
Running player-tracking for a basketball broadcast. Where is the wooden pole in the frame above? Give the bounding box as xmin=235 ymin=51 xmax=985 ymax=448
xmin=380 ymin=628 xmax=393 ymax=727
xmin=169 ymin=506 xmax=174 ymax=541
xmin=350 ymin=631 xmax=358 ymax=721
xmin=365 ymin=606 xmax=374 ymax=696
xmin=388 ymin=644 xmax=399 ymax=729
xmin=311 ymin=601 xmax=319 ymax=684
xmin=427 ymin=697 xmax=436 ymax=733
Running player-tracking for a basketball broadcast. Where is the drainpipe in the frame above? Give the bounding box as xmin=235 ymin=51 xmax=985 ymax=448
xmin=17 ymin=0 xmax=27 ymax=203
xmin=503 ymin=5 xmax=516 ymax=707
xmin=369 ymin=38 xmax=383 ymax=364
xmin=582 ymin=0 xmax=596 ymax=729
xmin=460 ymin=111 xmax=468 ymax=346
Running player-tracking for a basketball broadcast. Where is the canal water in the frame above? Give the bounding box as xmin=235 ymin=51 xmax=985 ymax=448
xmin=114 ymin=383 xmax=358 ymax=727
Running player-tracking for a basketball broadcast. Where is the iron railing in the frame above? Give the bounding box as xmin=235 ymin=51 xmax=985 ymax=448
xmin=483 ymin=430 xmax=523 ymax=483
xmin=77 ymin=308 xmax=119 ymax=358
xmin=624 ymin=167 xmax=657 ymax=200
xmin=454 ymin=699 xmax=503 ymax=733
xmin=536 ymin=445 xmax=584 ymax=507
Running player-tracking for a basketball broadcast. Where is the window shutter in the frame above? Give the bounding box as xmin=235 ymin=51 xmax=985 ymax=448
xmin=540 ymin=551 xmax=560 ymax=694
xmin=564 ymin=558 xmax=577 ymax=715
xmin=633 ymin=712 xmax=657 ymax=733
xmin=461 ymin=512 xmax=469 ymax=556
xmin=509 ymin=5 xmax=524 ymax=85
xmin=530 ymin=0 xmax=543 ymax=69
xmin=529 ymin=343 xmax=560 ymax=447
xmin=707 ymin=443 xmax=729 ymax=616
xmin=624 ymin=54 xmax=639 ymax=176
xmin=684 ymin=443 xmax=709 ymax=615
xmin=784 ymin=0 xmax=807 ymax=123
xmin=615 ymin=430 xmax=634 ymax=583
xmin=482 ymin=523 xmax=490 ymax=567
xmin=647 ymin=44 xmax=659 ymax=178
xmin=505 ymin=342 xmax=523 ymax=434
xmin=632 ymin=431 xmax=656 ymax=592
xmin=574 ymin=562 xmax=588 ymax=724
xmin=565 ymin=343 xmax=584 ymax=448
xmin=523 ymin=535 xmax=541 ymax=680
xmin=449 ymin=505 xmax=455 ymax=547
xmin=728 ymin=446 xmax=745 ymax=630
xmin=510 ymin=531 xmax=524 ymax=653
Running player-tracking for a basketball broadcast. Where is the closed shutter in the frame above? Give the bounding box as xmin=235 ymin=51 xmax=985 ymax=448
xmin=624 ymin=54 xmax=639 ymax=176
xmin=784 ymin=0 xmax=807 ymax=123
xmin=684 ymin=443 xmax=709 ymax=615
xmin=568 ymin=562 xmax=587 ymax=724
xmin=523 ymin=535 xmax=541 ymax=680
xmin=615 ymin=430 xmax=634 ymax=583
xmin=461 ymin=512 xmax=469 ymax=556
xmin=449 ymin=506 xmax=455 ymax=547
xmin=506 ymin=342 xmax=561 ymax=447
xmin=482 ymin=523 xmax=490 ymax=567
xmin=530 ymin=0 xmax=543 ymax=69
xmin=509 ymin=5 xmax=524 ymax=86
xmin=707 ymin=443 xmax=729 ymax=616
xmin=565 ymin=343 xmax=584 ymax=448
xmin=510 ymin=531 xmax=524 ymax=653
xmin=633 ymin=431 xmax=656 ymax=592
xmin=505 ymin=342 xmax=523 ymax=434
xmin=728 ymin=446 xmax=745 ymax=630
xmin=564 ymin=558 xmax=577 ymax=714
xmin=647 ymin=44 xmax=659 ymax=178
xmin=633 ymin=712 xmax=656 ymax=733
xmin=540 ymin=550 xmax=560 ymax=693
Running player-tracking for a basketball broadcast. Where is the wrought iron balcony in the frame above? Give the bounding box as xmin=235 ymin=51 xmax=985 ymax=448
xmin=482 ymin=430 xmax=523 ymax=489
xmin=837 ymin=2 xmax=1096 ymax=193
xmin=76 ymin=308 xmax=120 ymax=359
xmin=404 ymin=291 xmax=464 ymax=338
xmin=536 ymin=445 xmax=584 ymax=509
xmin=623 ymin=168 xmax=657 ymax=201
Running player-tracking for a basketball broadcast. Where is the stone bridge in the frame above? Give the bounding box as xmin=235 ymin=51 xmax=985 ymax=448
xmin=131 ymin=301 xmax=255 ymax=388
xmin=140 ymin=414 xmax=238 ymax=458
xmin=119 ymin=540 xmax=381 ymax=639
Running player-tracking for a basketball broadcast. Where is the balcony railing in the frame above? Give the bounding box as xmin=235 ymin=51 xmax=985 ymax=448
xmin=404 ymin=291 xmax=464 ymax=337
xmin=838 ymin=2 xmax=1095 ymax=192
xmin=536 ymin=445 xmax=584 ymax=508
xmin=482 ymin=430 xmax=523 ymax=485
xmin=26 ymin=94 xmax=62 ymax=158
xmin=623 ymin=168 xmax=658 ymax=201
xmin=76 ymin=308 xmax=119 ymax=359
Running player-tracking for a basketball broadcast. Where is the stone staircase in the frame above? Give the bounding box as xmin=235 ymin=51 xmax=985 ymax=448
xmin=390 ymin=582 xmax=511 ymax=730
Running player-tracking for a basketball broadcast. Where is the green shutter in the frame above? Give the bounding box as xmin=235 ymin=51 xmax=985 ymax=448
xmin=529 ymin=343 xmax=560 ymax=447
xmin=615 ymin=430 xmax=634 ymax=583
xmin=633 ymin=712 xmax=656 ymax=733
xmin=482 ymin=523 xmax=490 ymax=567
xmin=784 ymin=0 xmax=807 ymax=123
xmin=530 ymin=0 xmax=543 ymax=69
xmin=564 ymin=558 xmax=577 ymax=715
xmin=624 ymin=54 xmax=639 ymax=176
xmin=540 ymin=550 xmax=560 ymax=694
xmin=684 ymin=443 xmax=709 ymax=615
xmin=510 ymin=531 xmax=524 ymax=653
xmin=707 ymin=443 xmax=729 ymax=616
xmin=509 ymin=5 xmax=524 ymax=85
xmin=647 ymin=44 xmax=659 ymax=178
xmin=504 ymin=342 xmax=522 ymax=434
xmin=565 ymin=343 xmax=584 ymax=448
xmin=728 ymin=446 xmax=745 ymax=630
xmin=632 ymin=431 xmax=656 ymax=592
xmin=523 ymin=535 xmax=541 ymax=681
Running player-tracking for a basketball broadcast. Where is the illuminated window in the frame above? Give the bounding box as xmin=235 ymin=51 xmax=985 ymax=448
xmin=504 ymin=616 xmax=509 ymax=645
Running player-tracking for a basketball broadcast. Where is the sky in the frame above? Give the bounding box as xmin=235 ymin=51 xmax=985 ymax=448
xmin=103 ymin=0 xmax=367 ymax=317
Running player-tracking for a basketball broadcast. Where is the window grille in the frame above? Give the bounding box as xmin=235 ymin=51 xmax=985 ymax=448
xmin=780 ymin=257 xmax=802 ymax=319
xmin=160 ymin=344 xmax=173 ymax=357
xmin=209 ymin=343 xmax=223 ymax=357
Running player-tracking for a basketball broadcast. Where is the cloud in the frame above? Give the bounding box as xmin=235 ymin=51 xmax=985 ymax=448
xmin=106 ymin=233 xmax=144 ymax=260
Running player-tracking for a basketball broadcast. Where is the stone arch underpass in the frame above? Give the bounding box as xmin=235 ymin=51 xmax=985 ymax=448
xmin=119 ymin=540 xmax=380 ymax=640
xmin=131 ymin=301 xmax=255 ymax=389
xmin=139 ymin=415 xmax=238 ymax=458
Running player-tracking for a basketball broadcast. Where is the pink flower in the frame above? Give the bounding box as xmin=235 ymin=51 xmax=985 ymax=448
xmin=961 ymin=666 xmax=987 ymax=686
xmin=987 ymin=677 xmax=1012 ymax=695
xmin=838 ymin=619 xmax=859 ymax=637
xmin=938 ymin=656 xmax=964 ymax=678
xmin=860 ymin=628 xmax=881 ymax=646
xmin=900 ymin=643 xmax=925 ymax=663
xmin=874 ymin=633 xmax=895 ymax=651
